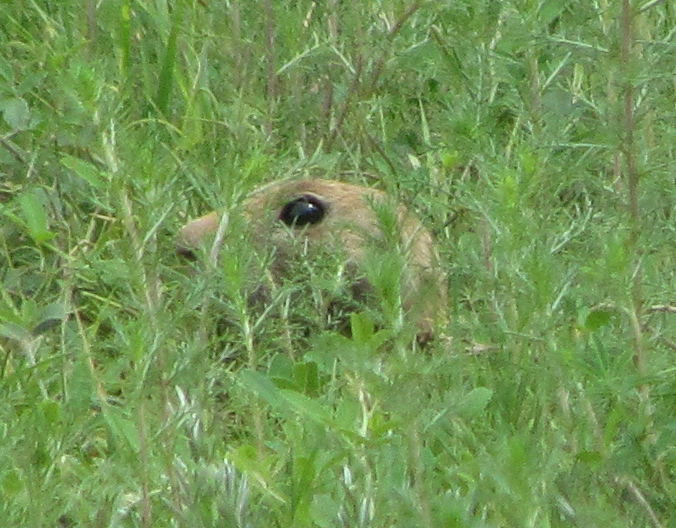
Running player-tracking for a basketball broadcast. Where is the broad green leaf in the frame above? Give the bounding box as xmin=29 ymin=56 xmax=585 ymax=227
xmin=241 ymin=369 xmax=333 ymax=425
xmin=239 ymin=369 xmax=285 ymax=408
xmin=457 ymin=387 xmax=493 ymax=419
xmin=19 ymin=190 xmax=54 ymax=244
xmin=538 ymin=0 xmax=566 ymax=25
xmin=33 ymin=302 xmax=69 ymax=335
xmin=1 ymin=470 xmax=22 ymax=496
xmin=156 ymin=21 xmax=178 ymax=114
xmin=102 ymin=407 xmax=140 ymax=453
xmin=293 ymin=360 xmax=319 ymax=396
xmin=0 ymin=322 xmax=31 ymax=342
xmin=310 ymin=494 xmax=340 ymax=528
xmin=268 ymin=354 xmax=295 ymax=388
xmin=279 ymin=389 xmax=332 ymax=425
xmin=39 ymin=399 xmax=61 ymax=424
xmin=61 ymin=155 xmax=106 ymax=189
xmin=584 ymin=309 xmax=613 ymax=331
xmin=350 ymin=311 xmax=375 ymax=344
xmin=1 ymin=97 xmax=30 ymax=130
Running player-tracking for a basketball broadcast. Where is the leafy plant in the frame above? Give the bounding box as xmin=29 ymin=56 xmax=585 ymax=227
xmin=1 ymin=1 xmax=675 ymax=526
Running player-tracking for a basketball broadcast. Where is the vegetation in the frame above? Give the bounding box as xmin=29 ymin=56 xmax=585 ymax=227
xmin=1 ymin=0 xmax=675 ymax=526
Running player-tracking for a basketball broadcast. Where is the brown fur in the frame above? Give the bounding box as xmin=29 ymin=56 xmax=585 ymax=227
xmin=178 ymin=179 xmax=447 ymax=341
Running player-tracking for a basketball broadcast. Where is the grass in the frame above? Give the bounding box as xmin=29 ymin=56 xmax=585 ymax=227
xmin=1 ymin=0 xmax=675 ymax=526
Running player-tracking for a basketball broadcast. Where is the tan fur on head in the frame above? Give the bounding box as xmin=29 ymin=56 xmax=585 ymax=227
xmin=178 ymin=179 xmax=447 ymax=342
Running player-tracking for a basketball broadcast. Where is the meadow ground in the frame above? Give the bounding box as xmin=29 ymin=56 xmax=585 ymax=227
xmin=1 ymin=1 xmax=675 ymax=526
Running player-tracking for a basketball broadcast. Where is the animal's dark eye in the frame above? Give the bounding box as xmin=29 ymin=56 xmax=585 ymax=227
xmin=279 ymin=195 xmax=326 ymax=227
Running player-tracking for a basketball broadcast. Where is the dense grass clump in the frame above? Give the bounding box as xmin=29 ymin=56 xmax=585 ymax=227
xmin=1 ymin=1 xmax=675 ymax=526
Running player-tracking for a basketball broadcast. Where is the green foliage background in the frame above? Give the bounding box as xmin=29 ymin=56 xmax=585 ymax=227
xmin=1 ymin=0 xmax=675 ymax=526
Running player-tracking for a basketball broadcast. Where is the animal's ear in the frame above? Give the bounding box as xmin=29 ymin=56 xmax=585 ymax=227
xmin=278 ymin=195 xmax=327 ymax=227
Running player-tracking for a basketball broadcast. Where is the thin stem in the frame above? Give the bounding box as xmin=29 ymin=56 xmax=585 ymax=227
xmin=620 ymin=0 xmax=650 ymax=410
